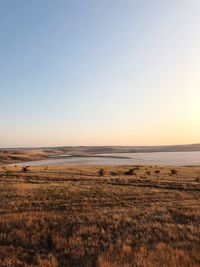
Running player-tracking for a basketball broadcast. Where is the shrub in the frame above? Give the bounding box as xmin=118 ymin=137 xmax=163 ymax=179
xmin=98 ymin=168 xmax=105 ymax=178
xmin=124 ymin=169 xmax=135 ymax=176
xmin=170 ymin=169 xmax=178 ymax=176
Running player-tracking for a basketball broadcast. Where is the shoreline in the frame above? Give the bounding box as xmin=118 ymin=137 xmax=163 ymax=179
xmin=1 ymin=149 xmax=200 ymax=166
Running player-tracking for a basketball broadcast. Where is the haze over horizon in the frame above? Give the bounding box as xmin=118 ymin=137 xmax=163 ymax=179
xmin=1 ymin=1 xmax=200 ymax=147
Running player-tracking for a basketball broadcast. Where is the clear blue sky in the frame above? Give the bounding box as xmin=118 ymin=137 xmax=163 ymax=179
xmin=1 ymin=1 xmax=200 ymax=147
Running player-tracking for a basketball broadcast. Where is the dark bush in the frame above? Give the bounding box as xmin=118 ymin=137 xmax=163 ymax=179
xmin=170 ymin=169 xmax=178 ymax=176
xmin=98 ymin=168 xmax=105 ymax=178
xmin=124 ymin=169 xmax=135 ymax=176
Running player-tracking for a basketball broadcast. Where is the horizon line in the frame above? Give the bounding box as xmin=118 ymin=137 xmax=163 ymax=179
xmin=1 ymin=143 xmax=200 ymax=150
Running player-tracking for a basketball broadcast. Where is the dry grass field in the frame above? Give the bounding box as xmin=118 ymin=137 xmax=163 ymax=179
xmin=0 ymin=164 xmax=200 ymax=266
xmin=0 ymin=149 xmax=62 ymax=164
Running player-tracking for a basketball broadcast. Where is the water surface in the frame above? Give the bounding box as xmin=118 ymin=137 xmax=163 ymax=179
xmin=10 ymin=151 xmax=200 ymax=166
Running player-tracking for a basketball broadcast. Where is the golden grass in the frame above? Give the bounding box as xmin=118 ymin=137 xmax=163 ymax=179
xmin=0 ymin=165 xmax=200 ymax=266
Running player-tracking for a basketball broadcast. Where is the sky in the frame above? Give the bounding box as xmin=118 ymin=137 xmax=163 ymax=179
xmin=0 ymin=0 xmax=200 ymax=148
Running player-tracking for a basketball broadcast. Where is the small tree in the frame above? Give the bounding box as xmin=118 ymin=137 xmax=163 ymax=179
xmin=98 ymin=168 xmax=105 ymax=178
xmin=22 ymin=166 xmax=30 ymax=173
xmin=124 ymin=168 xmax=135 ymax=176
xmin=196 ymin=177 xmax=200 ymax=183
xmin=170 ymin=169 xmax=178 ymax=183
xmin=155 ymin=170 xmax=160 ymax=182
xmin=170 ymin=169 xmax=178 ymax=176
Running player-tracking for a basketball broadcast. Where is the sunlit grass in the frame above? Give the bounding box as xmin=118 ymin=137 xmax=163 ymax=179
xmin=0 ymin=165 xmax=200 ymax=266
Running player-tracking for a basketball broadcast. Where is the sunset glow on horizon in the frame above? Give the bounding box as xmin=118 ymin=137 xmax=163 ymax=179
xmin=1 ymin=1 xmax=200 ymax=148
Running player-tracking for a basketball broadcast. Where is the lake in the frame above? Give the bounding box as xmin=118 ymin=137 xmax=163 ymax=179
xmin=10 ymin=151 xmax=200 ymax=166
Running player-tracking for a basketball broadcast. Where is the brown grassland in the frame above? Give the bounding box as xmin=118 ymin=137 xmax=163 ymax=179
xmin=0 ymin=164 xmax=200 ymax=266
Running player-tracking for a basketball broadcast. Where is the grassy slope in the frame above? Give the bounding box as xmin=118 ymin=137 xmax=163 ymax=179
xmin=0 ymin=165 xmax=200 ymax=266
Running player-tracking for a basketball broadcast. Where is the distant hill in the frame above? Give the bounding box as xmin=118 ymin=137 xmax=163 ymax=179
xmin=56 ymin=144 xmax=200 ymax=154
